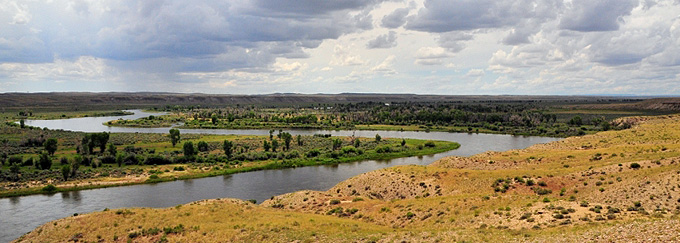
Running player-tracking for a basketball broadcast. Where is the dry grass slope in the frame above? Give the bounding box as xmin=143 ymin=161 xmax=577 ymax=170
xmin=17 ymin=114 xmax=680 ymax=242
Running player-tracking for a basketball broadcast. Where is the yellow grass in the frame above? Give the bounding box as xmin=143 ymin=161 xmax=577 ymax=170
xmin=18 ymin=114 xmax=680 ymax=242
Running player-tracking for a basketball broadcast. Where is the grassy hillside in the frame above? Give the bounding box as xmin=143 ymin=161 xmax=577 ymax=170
xmin=17 ymin=114 xmax=680 ymax=242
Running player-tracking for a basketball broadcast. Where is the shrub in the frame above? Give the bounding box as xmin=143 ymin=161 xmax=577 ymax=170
xmin=326 ymin=207 xmax=344 ymax=215
xmin=61 ymin=165 xmax=70 ymax=181
xmin=329 ymin=199 xmax=341 ymax=205
xmin=630 ymin=163 xmax=641 ymax=169
xmin=285 ymin=151 xmax=300 ymax=159
xmin=42 ymin=184 xmax=57 ymax=193
xmin=8 ymin=156 xmax=22 ymax=165
xmin=124 ymin=154 xmax=139 ymax=165
xmin=534 ymin=187 xmax=552 ymax=195
xmin=375 ymin=145 xmax=392 ymax=153
xmin=197 ymin=141 xmax=209 ymax=152
xmin=183 ymin=142 xmax=196 ymax=157
xmin=306 ymin=149 xmax=321 ymax=158
xmin=424 ymin=141 xmax=436 ymax=147
xmin=37 ymin=152 xmax=52 ymax=170
xmin=525 ymin=179 xmax=535 ymax=186
xmin=22 ymin=157 xmax=34 ymax=167
xmin=341 ymin=146 xmax=358 ymax=154
xmin=100 ymin=156 xmax=116 ymax=164
xmin=145 ymin=155 xmax=172 ymax=165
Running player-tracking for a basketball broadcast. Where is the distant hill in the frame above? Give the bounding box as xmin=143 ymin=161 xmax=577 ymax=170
xmin=0 ymin=92 xmax=645 ymax=111
xmin=568 ymin=98 xmax=680 ymax=111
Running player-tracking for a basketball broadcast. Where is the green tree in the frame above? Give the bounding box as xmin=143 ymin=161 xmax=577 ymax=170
xmin=197 ymin=141 xmax=209 ymax=152
xmin=107 ymin=143 xmax=117 ymax=157
xmin=211 ymin=115 xmax=219 ymax=125
xmin=223 ymin=140 xmax=234 ymax=158
xmin=263 ymin=140 xmax=271 ymax=152
xmin=269 ymin=129 xmax=275 ymax=140
xmin=43 ymin=138 xmax=58 ymax=156
xmin=169 ymin=128 xmax=181 ymax=147
xmin=600 ymin=121 xmax=611 ymax=131
xmin=93 ymin=132 xmax=110 ymax=153
xmin=61 ymin=164 xmax=70 ymax=181
xmin=116 ymin=153 xmax=124 ymax=167
xmin=71 ymin=155 xmax=82 ymax=177
xmin=81 ymin=135 xmax=92 ymax=155
xmin=10 ymin=162 xmax=21 ymax=174
xmin=375 ymin=134 xmax=381 ymax=142
xmin=401 ymin=139 xmax=406 ymax=146
xmin=296 ymin=135 xmax=303 ymax=146
xmin=569 ymin=116 xmax=583 ymax=126
xmin=354 ymin=138 xmax=361 ymax=148
xmin=332 ymin=138 xmax=342 ymax=150
xmin=281 ymin=132 xmax=292 ymax=151
xmin=183 ymin=141 xmax=196 ymax=157
xmin=19 ymin=119 xmax=25 ymax=128
xmin=271 ymin=139 xmax=279 ymax=152
xmin=38 ymin=151 xmax=52 ymax=170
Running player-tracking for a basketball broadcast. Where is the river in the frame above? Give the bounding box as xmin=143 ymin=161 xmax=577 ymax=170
xmin=1 ymin=110 xmax=561 ymax=242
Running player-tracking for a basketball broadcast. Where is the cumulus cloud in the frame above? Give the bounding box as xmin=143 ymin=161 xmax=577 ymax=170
xmin=465 ymin=69 xmax=485 ymax=77
xmin=559 ymin=0 xmax=639 ymax=32
xmin=437 ymin=32 xmax=474 ymax=52
xmin=405 ymin=0 xmax=556 ymax=32
xmin=366 ymin=31 xmax=398 ymax=49
xmin=331 ymin=45 xmax=365 ymax=66
xmin=0 ymin=0 xmax=679 ymax=95
xmin=414 ymin=47 xmax=452 ymax=65
xmin=381 ymin=7 xmax=410 ymax=28
xmin=371 ymin=55 xmax=397 ymax=73
xmin=0 ymin=0 xmax=385 ymax=66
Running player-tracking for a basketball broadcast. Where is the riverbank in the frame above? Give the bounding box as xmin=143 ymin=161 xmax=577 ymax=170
xmin=0 ymin=134 xmax=459 ymax=198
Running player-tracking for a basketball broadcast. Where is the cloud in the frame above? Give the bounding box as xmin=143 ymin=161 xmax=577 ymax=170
xmin=371 ymin=55 xmax=397 ymax=73
xmin=405 ymin=0 xmax=555 ymax=33
xmin=465 ymin=69 xmax=485 ymax=77
xmin=1 ymin=0 xmax=679 ymax=95
xmin=559 ymin=0 xmax=639 ymax=32
xmin=437 ymin=32 xmax=474 ymax=52
xmin=381 ymin=7 xmax=410 ymax=28
xmin=502 ymin=19 xmax=542 ymax=45
xmin=331 ymin=44 xmax=365 ymax=66
xmin=0 ymin=0 xmax=385 ymax=67
xmin=366 ymin=31 xmax=398 ymax=49
xmin=414 ymin=47 xmax=451 ymax=65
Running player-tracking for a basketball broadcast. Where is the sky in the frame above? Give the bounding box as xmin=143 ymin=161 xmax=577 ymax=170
xmin=0 ymin=0 xmax=679 ymax=95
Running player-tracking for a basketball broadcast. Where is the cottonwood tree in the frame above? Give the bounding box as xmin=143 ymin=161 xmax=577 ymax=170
xmin=280 ymin=132 xmax=292 ymax=151
xmin=169 ymin=129 xmax=181 ymax=147
xmin=183 ymin=141 xmax=196 ymax=157
xmin=38 ymin=151 xmax=52 ymax=170
xmin=43 ymin=138 xmax=58 ymax=156
xmin=223 ymin=140 xmax=234 ymax=158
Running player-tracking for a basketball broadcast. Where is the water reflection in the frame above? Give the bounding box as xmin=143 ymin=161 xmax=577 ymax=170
xmin=61 ymin=191 xmax=82 ymax=203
